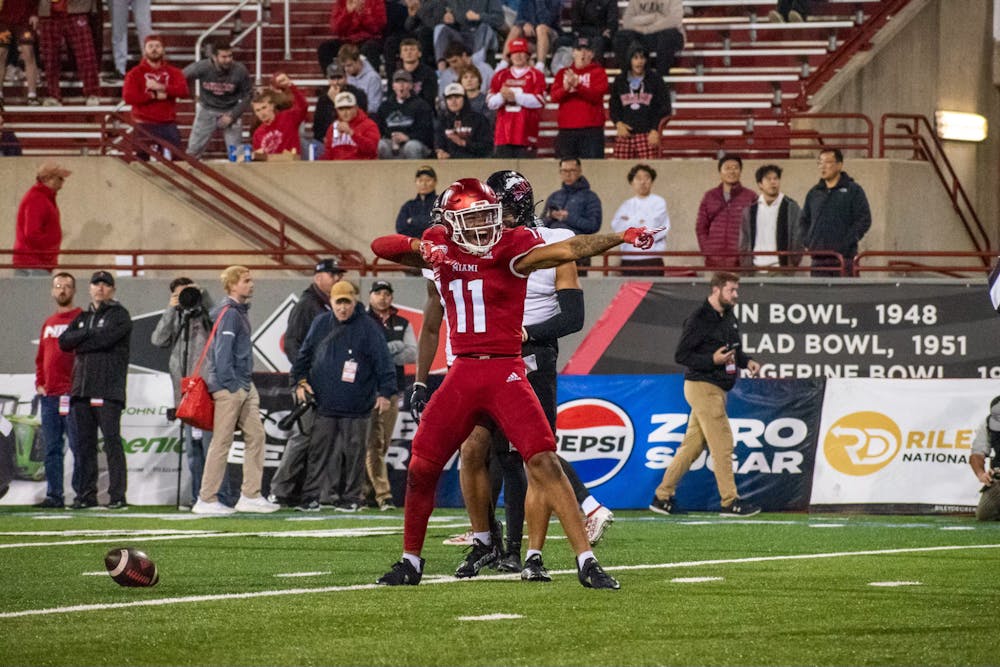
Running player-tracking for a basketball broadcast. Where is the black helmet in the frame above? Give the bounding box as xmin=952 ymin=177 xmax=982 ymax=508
xmin=486 ymin=170 xmax=535 ymax=228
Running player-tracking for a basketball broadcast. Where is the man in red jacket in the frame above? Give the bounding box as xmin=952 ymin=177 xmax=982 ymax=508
xmin=251 ymin=73 xmax=308 ymax=160
xmin=696 ymin=154 xmax=757 ymax=268
xmin=322 ymin=91 xmax=379 ymax=160
xmin=316 ymin=0 xmax=387 ymax=77
xmin=33 ymin=272 xmax=83 ymax=508
xmin=122 ymin=35 xmax=189 ymax=158
xmin=549 ymin=35 xmax=609 ymax=160
xmin=14 ymin=161 xmax=69 ymax=275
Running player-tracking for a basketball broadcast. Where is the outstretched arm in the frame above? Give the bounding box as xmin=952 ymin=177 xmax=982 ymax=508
xmin=371 ymin=234 xmax=427 ymax=269
xmin=515 ymin=227 xmax=661 ymax=273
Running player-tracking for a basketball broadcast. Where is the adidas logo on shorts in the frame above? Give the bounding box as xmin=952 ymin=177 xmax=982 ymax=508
xmin=506 ymin=372 xmax=521 ymax=383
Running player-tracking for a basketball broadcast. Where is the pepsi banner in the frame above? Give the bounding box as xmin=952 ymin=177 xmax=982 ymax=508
xmin=556 ymin=375 xmax=825 ymax=511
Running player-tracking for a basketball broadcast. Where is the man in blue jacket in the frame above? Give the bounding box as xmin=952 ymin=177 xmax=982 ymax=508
xmin=542 ymin=157 xmax=603 ymax=268
xmin=798 ymin=148 xmax=872 ymax=277
xmin=292 ymin=281 xmax=396 ymax=512
xmin=194 ymin=266 xmax=280 ymax=515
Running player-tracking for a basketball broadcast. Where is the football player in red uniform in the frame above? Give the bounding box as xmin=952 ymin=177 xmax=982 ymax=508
xmin=371 ymin=177 xmax=660 ymax=589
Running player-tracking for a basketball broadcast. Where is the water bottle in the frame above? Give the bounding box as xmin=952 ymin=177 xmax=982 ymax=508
xmin=228 ymin=145 xmax=237 ymax=162
xmin=243 ymin=144 xmax=252 ymax=162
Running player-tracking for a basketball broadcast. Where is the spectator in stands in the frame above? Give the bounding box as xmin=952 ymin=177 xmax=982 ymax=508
xmin=37 ymin=0 xmax=101 ymax=106
xmin=312 ymin=62 xmax=369 ymax=151
xmin=122 ymin=35 xmax=189 ymax=157
xmin=339 ymin=43 xmax=383 ymax=115
xmin=317 ymin=0 xmax=386 ymax=77
xmin=268 ymin=259 xmax=346 ymax=507
xmin=184 ymin=41 xmax=252 ymax=159
xmin=549 ymin=35 xmax=608 ymax=160
xmin=395 ymin=165 xmax=438 ymax=237
xmin=458 ymin=65 xmax=492 ymax=123
xmin=365 ymin=279 xmax=416 ymax=511
xmin=487 ymin=37 xmax=545 ymax=158
xmin=970 ymin=396 xmax=1000 ymax=521
xmin=396 ymin=37 xmax=438 ymax=109
xmin=798 ymin=148 xmax=872 ymax=277
xmin=613 ymin=0 xmax=684 ymax=74
xmin=543 ymin=157 xmax=603 ymax=236
xmin=738 ymin=164 xmax=803 ymax=271
xmin=610 ymin=163 xmax=669 ymax=276
xmin=438 ymin=41 xmax=494 ymax=105
xmin=33 ymin=272 xmax=82 ymax=508
xmin=321 ymin=91 xmax=380 ymax=160
xmin=0 ymin=0 xmax=40 ymax=104
xmin=376 ymin=69 xmax=434 ymax=159
xmin=769 ymin=0 xmax=809 ymax=23
xmin=554 ymin=0 xmax=617 ymax=70
xmin=109 ymin=0 xmax=152 ymax=81
xmin=609 ymin=42 xmax=670 ymax=160
xmin=432 ymin=0 xmax=505 ymax=66
xmin=251 ymin=73 xmax=307 ymax=160
xmin=0 ymin=101 xmax=23 ymax=155
xmin=396 ymin=0 xmax=444 ymax=68
xmin=58 ymin=270 xmax=132 ymax=511
xmin=696 ymin=154 xmax=756 ymax=269
xmin=194 ymin=266 xmax=281 ymax=515
xmin=13 ymin=161 xmax=69 ymax=275
xmin=382 ymin=0 xmax=410 ymax=71
xmin=502 ymin=0 xmax=560 ymax=73
xmin=291 ymin=280 xmax=395 ymax=513
xmin=435 ymin=82 xmax=493 ymax=158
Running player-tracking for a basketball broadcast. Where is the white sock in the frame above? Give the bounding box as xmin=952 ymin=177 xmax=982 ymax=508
xmin=526 ymin=549 xmax=542 ymax=560
xmin=576 ymin=550 xmax=595 ymax=569
xmin=473 ymin=531 xmax=491 ymax=545
xmin=581 ymin=496 xmax=600 ymax=515
xmin=403 ymin=552 xmax=422 ymax=572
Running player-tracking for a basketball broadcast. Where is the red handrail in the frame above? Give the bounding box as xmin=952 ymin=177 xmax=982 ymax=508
xmin=854 ymin=250 xmax=995 ymax=277
xmin=878 ymin=113 xmax=990 ymax=260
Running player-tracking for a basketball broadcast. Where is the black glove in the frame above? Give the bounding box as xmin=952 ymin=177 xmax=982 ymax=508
xmin=410 ymin=382 xmax=428 ymax=423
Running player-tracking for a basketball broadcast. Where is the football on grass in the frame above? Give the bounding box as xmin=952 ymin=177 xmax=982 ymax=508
xmin=104 ymin=547 xmax=159 ymax=587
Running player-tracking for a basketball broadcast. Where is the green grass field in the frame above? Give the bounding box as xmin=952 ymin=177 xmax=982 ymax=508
xmin=1 ymin=506 xmax=997 ymax=666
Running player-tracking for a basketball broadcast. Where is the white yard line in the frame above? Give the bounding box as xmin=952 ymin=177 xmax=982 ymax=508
xmin=1 ymin=543 xmax=997 ymax=619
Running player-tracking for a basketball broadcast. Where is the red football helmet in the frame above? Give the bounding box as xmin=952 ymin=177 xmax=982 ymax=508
xmin=438 ymin=178 xmax=503 ymax=255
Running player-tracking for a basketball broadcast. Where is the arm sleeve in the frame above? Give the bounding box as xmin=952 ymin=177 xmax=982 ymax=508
xmin=695 ymin=193 xmax=712 ymax=251
xmin=150 ymin=308 xmax=179 ymax=348
xmin=571 ymin=193 xmax=602 ymax=234
xmin=57 ymin=313 xmax=88 ymax=351
xmin=797 ymin=194 xmax=812 ymax=246
xmin=674 ymin=317 xmax=715 ymax=371
xmin=524 ymin=288 xmax=584 ymax=341
xmin=122 ymin=71 xmax=150 ymax=106
xmin=166 ymin=67 xmax=190 ymax=99
xmin=371 ymin=234 xmax=421 ymax=264
xmin=210 ymin=309 xmax=238 ymax=391
xmin=73 ymin=307 xmax=132 ymax=353
xmin=851 ymin=186 xmax=872 ymax=244
xmin=232 ymin=69 xmax=254 ymax=118
xmin=353 ymin=118 xmax=381 ymax=157
xmin=608 ymin=81 xmax=623 ymax=123
xmin=737 ymin=207 xmax=752 ymax=266
xmin=369 ymin=322 xmax=398 ymax=398
xmin=34 ymin=324 xmax=46 ymax=390
xmin=577 ymin=67 xmax=608 ymax=103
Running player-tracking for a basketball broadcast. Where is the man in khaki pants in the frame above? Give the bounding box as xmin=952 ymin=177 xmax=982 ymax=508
xmin=649 ymin=271 xmax=762 ymax=518
xmin=193 ymin=265 xmax=279 ymax=515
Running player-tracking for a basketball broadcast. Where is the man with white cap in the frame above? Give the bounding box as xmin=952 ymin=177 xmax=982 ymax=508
xmin=971 ymin=397 xmax=1000 ymax=521
xmin=14 ymin=161 xmax=70 ymax=275
xmin=321 ymin=91 xmax=380 ymax=160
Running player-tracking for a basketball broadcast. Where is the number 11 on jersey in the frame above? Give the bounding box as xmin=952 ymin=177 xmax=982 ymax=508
xmin=448 ymin=278 xmax=486 ymax=333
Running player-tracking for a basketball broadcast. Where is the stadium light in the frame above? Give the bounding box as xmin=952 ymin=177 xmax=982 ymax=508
xmin=934 ymin=110 xmax=988 ymax=142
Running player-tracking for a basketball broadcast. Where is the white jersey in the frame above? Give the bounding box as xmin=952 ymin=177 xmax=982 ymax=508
xmin=423 ymin=267 xmax=455 ymax=367
xmin=523 ymin=226 xmax=574 ymax=327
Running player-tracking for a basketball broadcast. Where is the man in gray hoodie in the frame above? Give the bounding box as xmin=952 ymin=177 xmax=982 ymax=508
xmin=339 ymin=43 xmax=383 ymax=115
xmin=193 ymin=266 xmax=280 ymax=515
xmin=184 ymin=42 xmax=253 ymax=158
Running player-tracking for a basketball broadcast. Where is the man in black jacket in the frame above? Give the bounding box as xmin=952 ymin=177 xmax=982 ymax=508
xmin=608 ymin=43 xmax=670 ymax=160
xmin=268 ymin=258 xmax=345 ymax=505
xmin=376 ymin=69 xmax=435 ymax=159
xmin=312 ymin=62 xmax=369 ymax=150
xmin=434 ymin=83 xmax=493 ymax=159
xmin=648 ymin=272 xmax=761 ymax=518
xmin=58 ymin=270 xmax=132 ymax=510
xmin=798 ymin=148 xmax=872 ymax=277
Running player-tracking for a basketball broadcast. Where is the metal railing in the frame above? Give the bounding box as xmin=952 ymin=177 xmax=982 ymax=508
xmin=854 ymin=250 xmax=995 ymax=278
xmin=879 ymin=113 xmax=990 ymax=261
xmin=193 ymin=0 xmax=266 ymax=84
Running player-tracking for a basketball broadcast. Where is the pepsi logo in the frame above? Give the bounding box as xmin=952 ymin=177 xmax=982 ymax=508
xmin=556 ymin=399 xmax=634 ymax=488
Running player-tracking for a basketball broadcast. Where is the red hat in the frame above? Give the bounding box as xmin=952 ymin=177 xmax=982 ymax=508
xmin=508 ymin=38 xmax=530 ymax=55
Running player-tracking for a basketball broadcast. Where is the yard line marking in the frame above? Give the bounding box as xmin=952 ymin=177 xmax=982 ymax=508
xmin=0 ymin=530 xmax=216 ymax=537
xmin=809 ymin=524 xmax=846 ymax=528
xmin=671 ymin=577 xmax=724 ymax=583
xmin=80 ymin=571 xmax=107 ymax=576
xmin=457 ymin=614 xmax=523 ymax=621
xmin=940 ymin=526 xmax=975 ymax=531
xmin=1 ymin=543 xmax=997 ymax=619
xmin=868 ymin=581 xmax=922 ymax=587
xmin=274 ymin=572 xmax=331 ymax=578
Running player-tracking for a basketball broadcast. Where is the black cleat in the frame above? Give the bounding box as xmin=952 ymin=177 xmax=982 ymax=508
xmin=577 ymin=557 xmax=620 ymax=590
xmin=377 ymin=558 xmax=424 ymax=586
xmin=520 ymin=554 xmax=552 ymax=582
xmin=495 ymin=551 xmax=522 ymax=573
xmin=648 ymin=495 xmax=675 ymax=516
xmin=454 ymin=538 xmax=500 ymax=578
xmin=69 ymin=498 xmax=98 ymax=510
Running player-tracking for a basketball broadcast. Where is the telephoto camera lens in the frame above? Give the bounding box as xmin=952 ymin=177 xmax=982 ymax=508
xmin=178 ymin=285 xmax=202 ymax=310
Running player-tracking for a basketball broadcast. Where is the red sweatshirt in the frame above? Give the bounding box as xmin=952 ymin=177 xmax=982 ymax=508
xmin=322 ymin=108 xmax=380 ymax=160
xmin=330 ymin=0 xmax=386 ymax=41
xmin=123 ymin=58 xmax=190 ymax=124
xmin=14 ymin=181 xmax=61 ymax=270
xmin=549 ymin=62 xmax=609 ymax=130
xmin=35 ymin=308 xmax=82 ymax=395
xmin=253 ymin=84 xmax=308 ymax=155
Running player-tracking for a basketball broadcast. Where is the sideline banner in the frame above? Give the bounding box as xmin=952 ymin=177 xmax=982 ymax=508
xmin=810 ymin=379 xmax=1000 ymax=512
xmin=555 ymin=375 xmax=824 ymax=510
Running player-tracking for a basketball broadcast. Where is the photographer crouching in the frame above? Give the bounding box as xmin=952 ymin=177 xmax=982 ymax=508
xmin=970 ymin=396 xmax=1000 ymax=521
xmin=151 ymin=277 xmax=227 ymax=509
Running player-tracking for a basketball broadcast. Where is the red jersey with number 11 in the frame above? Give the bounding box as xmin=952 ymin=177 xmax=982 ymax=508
xmin=422 ymin=224 xmax=544 ymax=357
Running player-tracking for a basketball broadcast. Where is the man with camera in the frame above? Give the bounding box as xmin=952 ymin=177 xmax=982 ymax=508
xmin=151 ymin=277 xmax=219 ymax=509
xmin=970 ymin=397 xmax=1000 ymax=521
xmin=290 ymin=281 xmax=396 ymax=512
xmin=648 ymin=271 xmax=762 ymax=518
xmin=269 ymin=259 xmax=346 ymax=507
